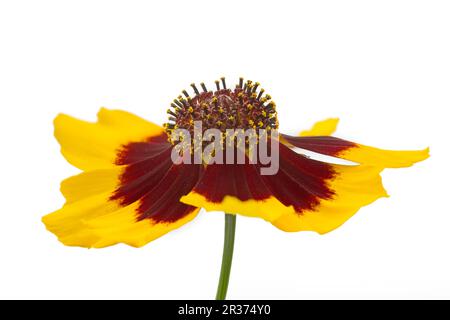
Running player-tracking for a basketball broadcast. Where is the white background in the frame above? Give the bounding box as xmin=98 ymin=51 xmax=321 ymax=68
xmin=0 ymin=0 xmax=448 ymax=299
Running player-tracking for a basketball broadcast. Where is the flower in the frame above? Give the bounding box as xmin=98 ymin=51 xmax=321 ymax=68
xmin=43 ymin=77 xmax=428 ymax=248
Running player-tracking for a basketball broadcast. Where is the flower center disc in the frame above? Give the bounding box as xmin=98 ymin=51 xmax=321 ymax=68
xmin=164 ymin=77 xmax=278 ymax=144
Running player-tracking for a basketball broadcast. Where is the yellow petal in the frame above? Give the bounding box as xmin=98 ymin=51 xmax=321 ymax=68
xmin=272 ymin=165 xmax=388 ymax=234
xmin=54 ymin=108 xmax=164 ymax=170
xmin=42 ymin=192 xmax=199 ymax=248
xmin=299 ymin=118 xmax=340 ymax=136
xmin=283 ymin=134 xmax=429 ymax=169
xmin=180 ymin=192 xmax=287 ymax=223
xmin=60 ymin=168 xmax=121 ymax=204
xmin=338 ymin=145 xmax=430 ymax=168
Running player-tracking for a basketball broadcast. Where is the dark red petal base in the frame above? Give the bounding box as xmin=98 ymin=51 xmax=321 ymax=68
xmin=281 ymin=134 xmax=356 ymax=157
xmin=110 ymin=133 xmax=201 ymax=223
xmin=110 ymin=133 xmax=341 ymax=221
xmin=192 ymin=142 xmax=337 ymax=214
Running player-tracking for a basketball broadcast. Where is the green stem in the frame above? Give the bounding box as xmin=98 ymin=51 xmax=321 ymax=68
xmin=215 ymin=213 xmax=237 ymax=300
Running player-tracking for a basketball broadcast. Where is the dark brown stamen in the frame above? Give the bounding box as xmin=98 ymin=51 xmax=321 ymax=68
xmin=221 ymin=77 xmax=227 ymax=89
xmin=257 ymin=89 xmax=265 ymax=100
xmin=179 ymin=97 xmax=187 ymax=106
xmin=167 ymin=109 xmax=177 ymax=117
xmin=246 ymin=80 xmax=253 ymax=94
xmin=173 ymin=99 xmax=183 ymax=108
xmin=252 ymin=82 xmax=259 ymax=93
xmin=190 ymin=83 xmax=200 ymax=95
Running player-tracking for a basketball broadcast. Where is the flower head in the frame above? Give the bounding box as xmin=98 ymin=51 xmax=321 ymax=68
xmin=164 ymin=78 xmax=278 ymax=142
xmin=43 ymin=78 xmax=428 ymax=248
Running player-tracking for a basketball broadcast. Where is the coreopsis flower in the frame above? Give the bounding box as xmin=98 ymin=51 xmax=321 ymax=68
xmin=43 ymin=77 xmax=428 ymax=299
